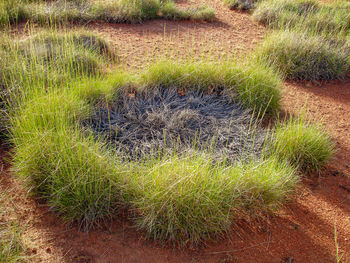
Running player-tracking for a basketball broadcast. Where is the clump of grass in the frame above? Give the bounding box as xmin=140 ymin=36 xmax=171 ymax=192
xmin=253 ymin=30 xmax=350 ymax=81
xmin=10 ymin=90 xmax=122 ymax=229
xmin=223 ymin=0 xmax=259 ymax=11
xmin=85 ymin=88 xmax=267 ymax=161
xmin=253 ymin=0 xmax=350 ymax=35
xmin=79 ymin=0 xmax=215 ymax=23
xmin=18 ymin=31 xmax=114 ymax=77
xmin=0 ymin=0 xmax=30 ymax=28
xmin=124 ymin=154 xmax=298 ymax=245
xmin=0 ymin=30 xmax=114 ymax=140
xmin=141 ymin=60 xmax=282 ymax=114
xmin=1 ymin=0 xmax=215 ymax=27
xmin=160 ymin=2 xmax=215 ymax=21
xmin=0 ymin=30 xmax=114 ymax=100
xmin=21 ymin=0 xmax=91 ymax=25
xmin=92 ymin=0 xmax=161 ymax=23
xmin=267 ymin=116 xmax=335 ymax=172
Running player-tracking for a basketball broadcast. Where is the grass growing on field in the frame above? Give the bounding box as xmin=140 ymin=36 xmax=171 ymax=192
xmin=0 ymin=29 xmax=113 ymax=101
xmin=251 ymin=0 xmax=350 ymax=81
xmin=0 ymin=0 xmax=215 ymax=28
xmin=125 ymin=154 xmax=298 ymax=244
xmin=160 ymin=2 xmax=215 ymax=21
xmin=253 ymin=0 xmax=350 ymax=36
xmin=267 ymin=116 xmax=335 ymax=172
xmin=0 ymin=29 xmax=114 ymax=137
xmin=141 ymin=60 xmax=282 ymax=114
xmin=223 ymin=0 xmax=259 ymax=11
xmin=1 ymin=28 xmax=335 ymax=245
xmin=253 ymin=30 xmax=350 ymax=81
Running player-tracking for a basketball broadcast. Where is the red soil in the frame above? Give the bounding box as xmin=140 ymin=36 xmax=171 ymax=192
xmin=88 ymin=0 xmax=265 ymax=71
xmin=1 ymin=0 xmax=350 ymax=262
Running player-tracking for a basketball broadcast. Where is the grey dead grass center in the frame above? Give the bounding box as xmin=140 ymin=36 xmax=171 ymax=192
xmin=85 ymin=88 xmax=266 ymax=161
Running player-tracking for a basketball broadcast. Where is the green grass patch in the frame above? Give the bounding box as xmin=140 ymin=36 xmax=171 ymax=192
xmin=0 ymin=0 xmax=29 ymax=28
xmin=9 ymin=89 xmax=124 ymax=229
xmin=160 ymin=2 xmax=215 ymax=21
xmin=0 ymin=29 xmax=114 ymax=101
xmin=0 ymin=0 xmax=215 ymax=27
xmin=141 ymin=60 xmax=282 ymax=114
xmin=253 ymin=30 xmax=350 ymax=81
xmin=267 ymin=116 xmax=335 ymax=172
xmin=253 ymin=0 xmax=350 ymax=36
xmin=125 ymin=154 xmax=298 ymax=244
xmin=0 ymin=29 xmax=114 ymax=138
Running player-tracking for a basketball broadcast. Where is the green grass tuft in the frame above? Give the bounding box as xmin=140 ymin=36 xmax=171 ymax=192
xmin=0 ymin=29 xmax=114 ymax=100
xmin=0 ymin=0 xmax=216 ymax=27
xmin=160 ymin=2 xmax=215 ymax=21
xmin=124 ymin=154 xmax=298 ymax=245
xmin=253 ymin=0 xmax=350 ymax=36
xmin=92 ymin=0 xmax=161 ymax=23
xmin=0 ymin=29 xmax=115 ymax=139
xmin=253 ymin=30 xmax=350 ymax=81
xmin=0 ymin=0 xmax=29 ymax=27
xmin=10 ymin=90 xmax=123 ymax=229
xmin=141 ymin=60 xmax=282 ymax=114
xmin=268 ymin=117 xmax=335 ymax=172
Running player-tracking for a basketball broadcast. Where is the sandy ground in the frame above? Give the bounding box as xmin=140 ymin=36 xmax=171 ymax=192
xmin=87 ymin=0 xmax=265 ymax=71
xmin=1 ymin=0 xmax=350 ymax=262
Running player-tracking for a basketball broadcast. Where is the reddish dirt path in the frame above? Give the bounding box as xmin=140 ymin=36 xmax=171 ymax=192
xmin=1 ymin=1 xmax=350 ymax=263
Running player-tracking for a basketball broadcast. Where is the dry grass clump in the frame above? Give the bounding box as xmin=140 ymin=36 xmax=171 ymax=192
xmin=223 ymin=0 xmax=259 ymax=11
xmin=0 ymin=30 xmax=114 ymax=139
xmin=160 ymin=2 xmax=215 ymax=21
xmin=86 ymin=88 xmax=266 ymax=161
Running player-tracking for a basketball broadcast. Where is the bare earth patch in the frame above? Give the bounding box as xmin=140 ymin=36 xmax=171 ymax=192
xmin=88 ymin=0 xmax=265 ymax=70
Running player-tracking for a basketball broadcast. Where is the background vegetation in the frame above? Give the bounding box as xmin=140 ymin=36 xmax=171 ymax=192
xmin=0 ymin=0 xmax=215 ymax=28
xmin=251 ymin=0 xmax=350 ymax=81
